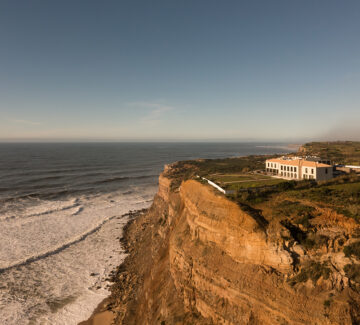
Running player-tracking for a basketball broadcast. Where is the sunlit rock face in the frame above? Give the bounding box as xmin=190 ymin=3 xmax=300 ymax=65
xmin=114 ymin=172 xmax=360 ymax=325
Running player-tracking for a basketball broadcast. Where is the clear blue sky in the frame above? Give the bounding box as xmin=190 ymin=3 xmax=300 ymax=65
xmin=1 ymin=0 xmax=359 ymax=142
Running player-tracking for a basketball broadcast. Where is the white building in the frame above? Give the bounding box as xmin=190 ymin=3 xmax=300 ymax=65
xmin=265 ymin=157 xmax=333 ymax=181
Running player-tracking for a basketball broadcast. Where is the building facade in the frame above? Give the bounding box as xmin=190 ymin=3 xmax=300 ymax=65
xmin=265 ymin=158 xmax=333 ymax=181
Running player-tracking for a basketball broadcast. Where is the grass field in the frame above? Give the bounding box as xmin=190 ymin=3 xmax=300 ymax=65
xmin=224 ymin=178 xmax=285 ymax=190
xmin=209 ymin=173 xmax=269 ymax=183
xmin=208 ymin=173 xmax=286 ymax=190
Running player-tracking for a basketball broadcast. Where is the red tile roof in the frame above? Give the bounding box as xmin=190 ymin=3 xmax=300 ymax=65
xmin=266 ymin=158 xmax=331 ymax=168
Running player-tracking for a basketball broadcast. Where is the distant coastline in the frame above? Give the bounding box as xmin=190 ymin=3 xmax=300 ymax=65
xmin=255 ymin=143 xmax=301 ymax=151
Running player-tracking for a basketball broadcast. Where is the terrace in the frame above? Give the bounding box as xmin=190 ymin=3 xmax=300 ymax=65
xmin=206 ymin=172 xmax=286 ymax=193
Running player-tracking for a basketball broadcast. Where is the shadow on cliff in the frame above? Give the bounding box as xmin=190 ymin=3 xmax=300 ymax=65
xmin=236 ymin=202 xmax=269 ymax=230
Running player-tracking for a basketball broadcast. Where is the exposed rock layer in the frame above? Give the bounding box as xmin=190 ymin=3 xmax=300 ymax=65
xmin=86 ymin=170 xmax=360 ymax=324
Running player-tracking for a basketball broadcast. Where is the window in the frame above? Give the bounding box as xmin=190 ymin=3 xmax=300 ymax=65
xmin=294 ymin=174 xmax=297 ymax=178
xmin=291 ymin=173 xmax=293 ymax=178
xmin=290 ymin=167 xmax=293 ymax=172
xmin=304 ymin=174 xmax=307 ymax=179
xmin=311 ymin=169 xmax=314 ymax=174
xmin=294 ymin=167 xmax=297 ymax=172
xmin=287 ymin=166 xmax=289 ymax=171
xmin=325 ymin=168 xmax=328 ymax=174
xmin=281 ymin=166 xmax=283 ymax=170
xmin=305 ymin=168 xmax=308 ymax=173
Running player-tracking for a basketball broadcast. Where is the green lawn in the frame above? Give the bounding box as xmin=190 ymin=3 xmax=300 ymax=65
xmin=207 ymin=173 xmax=286 ymax=190
xmin=210 ymin=173 xmax=273 ymax=184
xmin=224 ymin=178 xmax=286 ymax=190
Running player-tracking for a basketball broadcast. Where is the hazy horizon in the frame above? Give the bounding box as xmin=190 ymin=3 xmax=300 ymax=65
xmin=1 ymin=1 xmax=360 ymax=142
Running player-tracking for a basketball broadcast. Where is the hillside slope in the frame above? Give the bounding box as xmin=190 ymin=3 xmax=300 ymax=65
xmin=299 ymin=141 xmax=360 ymax=165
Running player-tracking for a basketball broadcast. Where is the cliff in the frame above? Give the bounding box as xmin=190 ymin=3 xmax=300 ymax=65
xmin=83 ymin=163 xmax=360 ymax=325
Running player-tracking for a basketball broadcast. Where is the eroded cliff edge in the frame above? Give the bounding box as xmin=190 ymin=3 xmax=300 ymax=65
xmin=94 ymin=161 xmax=360 ymax=325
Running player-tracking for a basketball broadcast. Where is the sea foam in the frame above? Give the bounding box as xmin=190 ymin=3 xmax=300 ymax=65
xmin=0 ymin=185 xmax=157 ymax=325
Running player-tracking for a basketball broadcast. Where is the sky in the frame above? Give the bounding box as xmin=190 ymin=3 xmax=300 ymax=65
xmin=0 ymin=0 xmax=359 ymax=142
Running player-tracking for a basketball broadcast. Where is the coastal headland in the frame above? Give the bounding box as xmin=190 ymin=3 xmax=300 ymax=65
xmin=81 ymin=142 xmax=360 ymax=324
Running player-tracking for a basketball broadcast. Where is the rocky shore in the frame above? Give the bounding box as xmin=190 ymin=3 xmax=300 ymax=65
xmin=79 ymin=208 xmax=149 ymax=325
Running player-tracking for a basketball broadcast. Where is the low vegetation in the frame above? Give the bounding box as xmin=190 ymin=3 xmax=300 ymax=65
xmin=299 ymin=141 xmax=360 ymax=165
xmin=289 ymin=261 xmax=331 ymax=285
xmin=289 ymin=178 xmax=360 ymax=222
xmin=344 ymin=264 xmax=360 ymax=283
xmin=165 ymin=155 xmax=279 ymax=190
xmin=343 ymin=241 xmax=360 ymax=259
xmin=272 ymin=200 xmax=316 ymax=219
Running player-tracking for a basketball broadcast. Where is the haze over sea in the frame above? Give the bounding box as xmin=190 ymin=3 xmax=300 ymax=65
xmin=0 ymin=142 xmax=291 ymax=324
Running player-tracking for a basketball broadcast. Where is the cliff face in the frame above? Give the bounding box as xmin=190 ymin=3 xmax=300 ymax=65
xmin=109 ymin=171 xmax=360 ymax=325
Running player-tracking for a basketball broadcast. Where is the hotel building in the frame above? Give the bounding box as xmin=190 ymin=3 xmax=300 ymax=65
xmin=265 ymin=157 xmax=333 ymax=181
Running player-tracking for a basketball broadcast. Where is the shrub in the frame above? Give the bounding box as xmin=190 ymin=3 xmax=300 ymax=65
xmin=289 ymin=262 xmax=331 ymax=285
xmin=276 ymin=181 xmax=296 ymax=191
xmin=273 ymin=200 xmax=315 ymax=220
xmin=343 ymin=241 xmax=360 ymax=259
xmin=295 ymin=213 xmax=313 ymax=228
xmin=323 ymin=300 xmax=331 ymax=308
xmin=344 ymin=264 xmax=360 ymax=283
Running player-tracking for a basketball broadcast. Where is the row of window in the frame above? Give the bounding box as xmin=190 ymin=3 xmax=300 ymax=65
xmin=304 ymin=168 xmax=315 ymax=174
xmin=266 ymin=163 xmax=328 ymax=178
xmin=266 ymin=168 xmax=278 ymax=174
xmin=304 ymin=174 xmax=314 ymax=179
xmin=267 ymin=162 xmax=277 ymax=168
xmin=280 ymin=165 xmax=297 ymax=172
xmin=280 ymin=172 xmax=297 ymax=178
xmin=281 ymin=172 xmax=316 ymax=180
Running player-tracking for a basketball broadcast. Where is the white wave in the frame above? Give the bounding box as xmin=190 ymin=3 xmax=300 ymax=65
xmin=0 ymin=198 xmax=79 ymax=222
xmin=0 ymin=187 xmax=156 ymax=325
xmin=0 ymin=213 xmax=119 ymax=272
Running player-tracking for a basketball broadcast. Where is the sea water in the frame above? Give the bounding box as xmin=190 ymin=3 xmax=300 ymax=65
xmin=0 ymin=142 xmax=291 ymax=324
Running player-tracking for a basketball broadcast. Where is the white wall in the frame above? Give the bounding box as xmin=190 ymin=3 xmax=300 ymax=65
xmin=301 ymin=166 xmax=316 ymax=180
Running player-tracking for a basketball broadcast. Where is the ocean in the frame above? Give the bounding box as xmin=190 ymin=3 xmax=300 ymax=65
xmin=0 ymin=142 xmax=292 ymax=325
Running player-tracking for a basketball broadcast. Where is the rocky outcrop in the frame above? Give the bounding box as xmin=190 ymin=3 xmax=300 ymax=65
xmin=178 ymin=180 xmax=293 ymax=272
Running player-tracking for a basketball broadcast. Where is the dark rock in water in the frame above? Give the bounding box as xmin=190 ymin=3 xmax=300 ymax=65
xmin=90 ymin=272 xmax=99 ymax=277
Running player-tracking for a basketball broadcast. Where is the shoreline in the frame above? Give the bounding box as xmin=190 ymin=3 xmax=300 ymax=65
xmin=255 ymin=143 xmax=301 ymax=151
xmin=78 ymin=208 xmax=148 ymax=325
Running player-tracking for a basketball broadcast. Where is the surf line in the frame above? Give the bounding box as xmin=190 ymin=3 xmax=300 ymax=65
xmin=0 ymin=213 xmax=129 ymax=274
